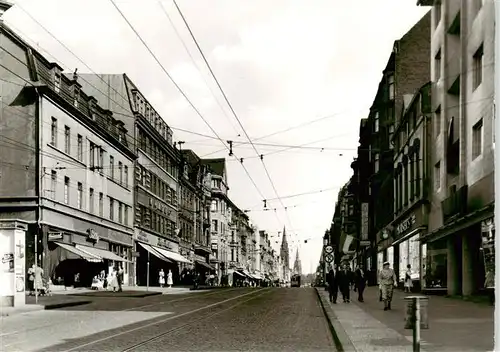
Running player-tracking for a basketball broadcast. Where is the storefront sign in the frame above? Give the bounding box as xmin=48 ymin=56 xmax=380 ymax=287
xmin=157 ymin=237 xmax=173 ymax=250
xmin=361 ymin=203 xmax=369 ymax=240
xmin=134 ymin=230 xmax=179 ymax=252
xmin=86 ymin=229 xmax=100 ymax=244
xmin=396 ymin=214 xmax=416 ymax=236
xmin=211 ymin=243 xmax=218 ymax=250
xmin=48 ymin=232 xmax=63 ymax=241
xmin=136 ymin=232 xmax=150 ymax=243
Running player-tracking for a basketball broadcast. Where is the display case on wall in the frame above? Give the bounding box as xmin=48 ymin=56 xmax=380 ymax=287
xmin=424 ymin=238 xmax=447 ymax=289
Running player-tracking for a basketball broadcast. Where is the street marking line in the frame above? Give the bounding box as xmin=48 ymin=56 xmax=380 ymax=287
xmin=0 ymin=289 xmax=239 ymax=338
xmin=122 ymin=290 xmax=272 ymax=352
xmin=61 ymin=288 xmax=269 ymax=352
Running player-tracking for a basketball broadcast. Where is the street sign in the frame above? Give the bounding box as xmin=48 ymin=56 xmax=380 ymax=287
xmin=325 ymin=245 xmax=333 ymax=254
xmin=324 ymin=253 xmax=334 ymax=263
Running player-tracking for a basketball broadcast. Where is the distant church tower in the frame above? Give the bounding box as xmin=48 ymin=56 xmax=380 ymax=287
xmin=280 ymin=226 xmax=290 ymax=282
xmin=293 ymin=249 xmax=302 ymax=275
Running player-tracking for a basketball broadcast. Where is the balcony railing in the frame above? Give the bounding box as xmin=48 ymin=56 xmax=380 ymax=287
xmin=441 ymin=185 xmax=468 ymax=223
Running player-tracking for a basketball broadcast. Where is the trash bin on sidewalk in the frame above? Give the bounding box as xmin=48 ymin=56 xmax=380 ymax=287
xmin=404 ymin=296 xmax=429 ymax=330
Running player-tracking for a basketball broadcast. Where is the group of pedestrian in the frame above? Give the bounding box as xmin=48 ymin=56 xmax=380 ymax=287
xmin=326 ymin=263 xmax=367 ymax=304
xmin=326 ymin=261 xmax=399 ymax=311
xmin=158 ymin=268 xmax=173 ymax=288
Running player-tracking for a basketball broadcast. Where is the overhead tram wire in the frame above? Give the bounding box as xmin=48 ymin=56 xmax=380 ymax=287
xmin=172 ymin=0 xmax=298 ymax=239
xmin=107 ymin=0 xmax=283 ymax=227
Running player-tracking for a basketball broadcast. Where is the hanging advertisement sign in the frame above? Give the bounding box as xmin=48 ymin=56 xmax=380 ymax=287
xmin=361 ymin=203 xmax=369 ymax=240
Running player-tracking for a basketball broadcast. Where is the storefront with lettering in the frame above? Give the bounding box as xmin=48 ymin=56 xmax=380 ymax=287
xmin=43 ymin=219 xmax=133 ymax=288
xmin=391 ymin=204 xmax=428 ymax=289
xmin=133 ymin=229 xmax=191 ymax=287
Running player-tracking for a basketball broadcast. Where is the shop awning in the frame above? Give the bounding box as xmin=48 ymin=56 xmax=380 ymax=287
xmin=153 ymin=246 xmax=191 ymax=264
xmin=55 ymin=242 xmax=102 ymax=263
xmin=138 ymin=242 xmax=173 ymax=263
xmin=234 ymin=270 xmax=247 ymax=277
xmin=252 ymin=273 xmax=262 ymax=280
xmin=76 ymin=244 xmax=130 ymax=262
xmin=195 ymin=260 xmax=214 ymax=270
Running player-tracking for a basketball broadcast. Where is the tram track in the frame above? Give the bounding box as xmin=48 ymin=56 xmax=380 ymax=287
xmin=0 ymin=288 xmax=240 ymax=342
xmin=59 ymin=288 xmax=271 ymax=352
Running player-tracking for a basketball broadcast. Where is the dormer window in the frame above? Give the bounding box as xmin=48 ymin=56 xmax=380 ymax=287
xmin=54 ymin=73 xmax=61 ymax=93
xmin=73 ymin=87 xmax=80 ymax=108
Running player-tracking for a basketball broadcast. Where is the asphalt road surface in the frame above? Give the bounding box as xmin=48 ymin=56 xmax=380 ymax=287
xmin=1 ymin=287 xmax=336 ymax=352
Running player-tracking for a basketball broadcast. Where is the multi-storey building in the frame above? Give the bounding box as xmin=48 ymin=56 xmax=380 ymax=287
xmin=76 ymin=74 xmax=190 ymax=287
xmin=0 ymin=21 xmax=135 ymax=304
xmin=391 ymin=82 xmax=432 ymax=289
xmin=203 ymin=158 xmax=231 ymax=283
xmin=350 ymin=12 xmax=431 ymax=281
xmin=417 ymin=0 xmax=495 ymax=296
xmin=180 ymin=149 xmax=213 ymax=282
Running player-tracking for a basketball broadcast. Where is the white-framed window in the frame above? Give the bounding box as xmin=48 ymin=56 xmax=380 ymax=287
xmin=118 ymin=202 xmax=123 ymax=223
xmin=374 ymin=112 xmax=380 ymax=133
xmin=119 ymin=162 xmax=123 ymax=184
xmin=434 ymin=162 xmax=441 ymax=190
xmin=435 ymin=106 xmax=441 ymax=136
xmin=124 ymin=206 xmax=129 ymax=226
xmin=473 ymin=44 xmax=484 ymax=90
xmin=109 ymin=197 xmax=114 ymax=220
xmin=110 ymin=156 xmax=114 ymax=179
xmin=472 ymin=118 xmax=483 ymax=159
xmin=124 ymin=165 xmax=128 ymax=188
xmin=50 ymin=170 xmax=57 ymax=200
xmin=77 ymin=182 xmax=83 ymax=209
xmin=64 ymin=177 xmax=70 ymax=204
xmin=211 ymin=200 xmax=218 ymax=212
xmin=89 ymin=142 xmax=96 ymax=168
xmin=435 ymin=49 xmax=441 ymax=81
xmin=50 ymin=117 xmax=57 ymax=147
xmin=64 ymin=126 xmax=71 ymax=155
xmin=77 ymin=135 xmax=83 ymax=161
xmin=89 ymin=188 xmax=94 ymax=213
xmin=374 ymin=153 xmax=380 ymax=173
xmin=388 ymin=125 xmax=394 ymax=149
xmin=99 ymin=192 xmax=104 ymax=217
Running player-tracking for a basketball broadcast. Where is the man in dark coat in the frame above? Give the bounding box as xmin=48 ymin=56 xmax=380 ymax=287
xmin=354 ymin=264 xmax=367 ymax=302
xmin=336 ymin=264 xmax=353 ymax=303
xmin=326 ymin=268 xmax=338 ymax=303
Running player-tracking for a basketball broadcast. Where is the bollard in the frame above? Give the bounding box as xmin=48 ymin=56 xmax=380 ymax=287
xmin=404 ymin=296 xmax=429 ymax=352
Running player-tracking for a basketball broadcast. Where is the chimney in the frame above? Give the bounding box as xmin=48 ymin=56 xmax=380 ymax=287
xmin=0 ymin=1 xmax=13 ymax=20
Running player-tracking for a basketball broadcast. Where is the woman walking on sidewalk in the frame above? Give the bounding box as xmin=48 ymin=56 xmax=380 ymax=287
xmin=404 ymin=264 xmax=413 ymax=293
xmin=378 ymin=261 xmax=397 ymax=311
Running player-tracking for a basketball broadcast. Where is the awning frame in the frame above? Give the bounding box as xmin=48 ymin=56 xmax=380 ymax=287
xmin=55 ymin=242 xmax=102 ymax=263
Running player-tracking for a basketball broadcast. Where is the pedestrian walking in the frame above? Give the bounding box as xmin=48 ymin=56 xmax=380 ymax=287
xmin=167 ymin=269 xmax=173 ymax=288
xmin=354 ymin=264 xmax=367 ymax=302
xmin=336 ymin=264 xmax=352 ymax=303
xmin=159 ymin=269 xmax=165 ymax=288
xmin=378 ymin=261 xmax=397 ymax=311
xmin=117 ymin=265 xmax=124 ymax=292
xmin=107 ymin=268 xmax=118 ymax=292
xmin=404 ymin=264 xmax=413 ymax=293
xmin=326 ymin=268 xmax=338 ymax=303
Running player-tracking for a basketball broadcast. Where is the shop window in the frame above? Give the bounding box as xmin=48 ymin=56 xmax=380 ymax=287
xmin=424 ymin=239 xmax=447 ymax=289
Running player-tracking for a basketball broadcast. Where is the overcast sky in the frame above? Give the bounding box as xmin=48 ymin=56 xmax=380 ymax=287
xmin=4 ymin=0 xmax=429 ymax=274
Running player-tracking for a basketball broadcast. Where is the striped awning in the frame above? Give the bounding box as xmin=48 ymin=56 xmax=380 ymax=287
xmin=55 ymin=242 xmax=101 ymax=263
xmin=76 ymin=244 xmax=130 ymax=262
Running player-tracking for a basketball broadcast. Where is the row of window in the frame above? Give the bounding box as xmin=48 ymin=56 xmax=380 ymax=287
xmin=211 ymin=219 xmax=228 ymax=235
xmin=50 ymin=116 xmax=130 ymax=188
xmin=434 ymin=43 xmax=483 ymax=91
xmin=135 ymin=204 xmax=177 ymax=238
xmin=49 ymin=170 xmax=130 ymax=226
xmin=137 ymin=129 xmax=178 ymax=179
xmin=136 ymin=165 xmax=177 ymax=207
xmin=434 ymin=0 xmax=484 ymax=29
xmin=394 ymin=155 xmax=422 ymax=213
xmin=132 ymin=91 xmax=174 ymax=146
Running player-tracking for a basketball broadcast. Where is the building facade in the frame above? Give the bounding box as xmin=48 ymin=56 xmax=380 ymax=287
xmin=279 ymin=227 xmax=290 ymax=283
xmin=418 ymin=0 xmax=495 ymax=296
xmin=352 ymin=12 xmax=431 ymax=281
xmin=389 ymin=82 xmax=432 ymax=288
xmin=76 ymin=73 xmax=192 ymax=286
xmin=0 ymin=22 xmax=135 ymax=297
xmin=204 ymin=158 xmax=231 ymax=283
xmin=180 ymin=149 xmax=213 ymax=283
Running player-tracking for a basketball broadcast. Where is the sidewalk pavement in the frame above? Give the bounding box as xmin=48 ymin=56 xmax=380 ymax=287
xmin=317 ymin=286 xmax=494 ymax=352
